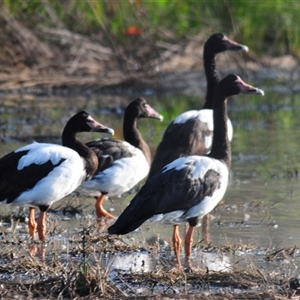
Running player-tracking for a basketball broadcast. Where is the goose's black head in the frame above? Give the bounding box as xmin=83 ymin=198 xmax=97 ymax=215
xmin=66 ymin=111 xmax=114 ymax=135
xmin=205 ymin=33 xmax=249 ymax=55
xmin=126 ymin=98 xmax=163 ymax=121
xmin=216 ymin=74 xmax=265 ymax=99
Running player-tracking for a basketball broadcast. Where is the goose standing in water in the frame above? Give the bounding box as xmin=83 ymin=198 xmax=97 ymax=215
xmin=148 ymin=33 xmax=249 ymax=243
xmin=108 ymin=74 xmax=264 ymax=267
xmin=0 ymin=111 xmax=114 ymax=240
xmin=80 ymin=98 xmax=163 ymax=220
xmin=148 ymin=33 xmax=248 ymax=177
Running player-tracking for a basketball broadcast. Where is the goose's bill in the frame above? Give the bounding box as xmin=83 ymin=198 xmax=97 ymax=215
xmin=223 ymin=36 xmax=249 ymax=52
xmin=237 ymin=77 xmax=264 ymax=96
xmin=100 ymin=127 xmax=115 ymax=135
xmin=145 ymin=104 xmax=164 ymax=121
xmin=87 ymin=116 xmax=115 ymax=135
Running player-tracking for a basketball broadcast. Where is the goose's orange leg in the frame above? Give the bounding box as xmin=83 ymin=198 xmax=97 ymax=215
xmin=29 ymin=244 xmax=46 ymax=260
xmin=202 ymin=214 xmax=211 ymax=245
xmin=95 ymin=195 xmax=115 ymax=219
xmin=185 ymin=225 xmax=196 ymax=257
xmin=172 ymin=224 xmax=182 ymax=267
xmin=37 ymin=211 xmax=47 ymax=241
xmin=28 ymin=207 xmax=37 ymax=239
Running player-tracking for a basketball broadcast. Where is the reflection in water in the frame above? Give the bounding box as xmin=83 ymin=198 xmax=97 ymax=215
xmin=2 ymin=89 xmax=300 ymax=273
xmin=102 ymin=250 xmax=155 ymax=273
xmin=102 ymin=249 xmax=231 ymax=273
xmin=32 ymin=239 xmax=232 ymax=274
xmin=192 ymin=250 xmax=231 ymax=272
xmin=29 ymin=244 xmax=46 ymax=260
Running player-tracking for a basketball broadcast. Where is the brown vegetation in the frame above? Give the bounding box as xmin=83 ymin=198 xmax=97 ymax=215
xmin=0 ymin=222 xmax=297 ymax=299
xmin=1 ymin=11 xmax=299 ymax=95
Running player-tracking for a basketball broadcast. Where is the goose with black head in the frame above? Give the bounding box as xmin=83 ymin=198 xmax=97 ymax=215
xmin=0 ymin=111 xmax=114 ymax=240
xmin=80 ymin=98 xmax=163 ymax=220
xmin=108 ymin=75 xmax=264 ymax=267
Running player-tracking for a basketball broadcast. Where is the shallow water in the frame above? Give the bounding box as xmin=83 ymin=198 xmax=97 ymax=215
xmin=1 ymin=81 xmax=300 ymax=276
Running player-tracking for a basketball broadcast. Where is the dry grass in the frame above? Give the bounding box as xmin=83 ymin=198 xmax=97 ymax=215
xmin=0 ymin=216 xmax=298 ymax=299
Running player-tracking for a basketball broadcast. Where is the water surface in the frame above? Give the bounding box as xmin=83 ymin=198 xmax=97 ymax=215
xmin=1 ymin=82 xmax=300 ymax=274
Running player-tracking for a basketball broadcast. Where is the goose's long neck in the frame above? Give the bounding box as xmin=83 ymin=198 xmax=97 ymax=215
xmin=123 ymin=115 xmax=151 ymax=165
xmin=62 ymin=129 xmax=98 ymax=180
xmin=202 ymin=51 xmax=221 ymax=109
xmin=208 ymin=93 xmax=231 ymax=168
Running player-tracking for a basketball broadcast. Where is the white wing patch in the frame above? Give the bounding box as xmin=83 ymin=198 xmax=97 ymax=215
xmin=173 ymin=109 xmax=233 ymax=142
xmin=7 ymin=142 xmax=87 ymax=208
xmin=81 ymin=147 xmax=149 ymax=196
xmin=173 ymin=109 xmax=213 ymax=131
xmin=16 ymin=142 xmax=79 ymax=170
xmin=163 ymin=155 xmax=227 ymax=181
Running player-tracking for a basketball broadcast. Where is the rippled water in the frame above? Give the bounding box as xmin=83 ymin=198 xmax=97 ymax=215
xmin=1 ymin=82 xmax=300 ymax=274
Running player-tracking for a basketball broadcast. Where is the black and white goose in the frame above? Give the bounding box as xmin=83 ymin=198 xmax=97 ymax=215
xmin=148 ymin=33 xmax=249 ymax=178
xmin=80 ymin=98 xmax=163 ymax=220
xmin=0 ymin=111 xmax=114 ymax=241
xmin=108 ymin=74 xmax=264 ymax=267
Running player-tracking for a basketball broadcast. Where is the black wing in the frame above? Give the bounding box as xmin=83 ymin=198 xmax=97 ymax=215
xmin=108 ymin=158 xmax=221 ymax=235
xmin=148 ymin=118 xmax=212 ymax=178
xmin=86 ymin=139 xmax=136 ymax=172
xmin=0 ymin=150 xmax=65 ymax=203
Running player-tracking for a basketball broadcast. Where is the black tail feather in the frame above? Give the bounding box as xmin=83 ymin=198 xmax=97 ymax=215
xmin=108 ymin=217 xmax=147 ymax=235
xmin=107 ymin=193 xmax=154 ymax=234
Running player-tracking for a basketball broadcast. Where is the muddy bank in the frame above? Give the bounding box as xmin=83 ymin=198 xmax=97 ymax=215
xmin=1 ymin=12 xmax=299 ymax=96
